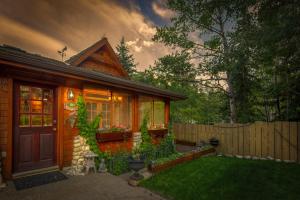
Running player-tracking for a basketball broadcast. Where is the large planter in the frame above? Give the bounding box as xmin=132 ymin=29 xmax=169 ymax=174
xmin=128 ymin=156 xmax=145 ymax=180
xmin=148 ymin=129 xmax=168 ymax=138
xmin=96 ymin=131 xmax=132 ymax=143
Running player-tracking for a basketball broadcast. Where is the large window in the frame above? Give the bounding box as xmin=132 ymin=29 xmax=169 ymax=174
xmin=139 ymin=96 xmax=165 ymax=129
xmin=84 ymin=88 xmax=132 ymax=130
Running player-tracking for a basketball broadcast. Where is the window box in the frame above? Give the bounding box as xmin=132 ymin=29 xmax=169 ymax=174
xmin=96 ymin=131 xmax=132 ymax=143
xmin=148 ymin=128 xmax=168 ymax=138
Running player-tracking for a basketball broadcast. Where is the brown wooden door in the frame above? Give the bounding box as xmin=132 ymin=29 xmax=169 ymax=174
xmin=13 ymin=82 xmax=57 ymax=173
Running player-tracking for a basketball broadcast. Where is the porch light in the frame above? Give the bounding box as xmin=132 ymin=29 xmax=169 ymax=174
xmin=67 ymin=88 xmax=75 ymax=100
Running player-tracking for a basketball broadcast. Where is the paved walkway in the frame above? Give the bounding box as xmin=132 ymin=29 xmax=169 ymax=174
xmin=0 ymin=173 xmax=165 ymax=200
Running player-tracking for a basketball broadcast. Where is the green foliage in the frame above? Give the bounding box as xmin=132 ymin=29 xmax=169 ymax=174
xmin=134 ymin=0 xmax=300 ymax=123
xmin=76 ymin=95 xmax=103 ymax=158
xmin=153 ymin=153 xmax=183 ymax=166
xmin=116 ymin=37 xmax=137 ymax=76
xmin=107 ymin=151 xmax=130 ymax=175
xmin=133 ymin=53 xmax=228 ymax=124
xmin=157 ymin=123 xmax=176 ymax=156
xmin=139 ymin=116 xmax=154 ymax=153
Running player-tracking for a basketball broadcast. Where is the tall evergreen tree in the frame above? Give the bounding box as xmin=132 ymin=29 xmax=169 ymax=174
xmin=116 ymin=37 xmax=137 ymax=76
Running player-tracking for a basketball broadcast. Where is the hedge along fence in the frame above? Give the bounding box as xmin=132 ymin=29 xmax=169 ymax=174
xmin=173 ymin=122 xmax=300 ymax=163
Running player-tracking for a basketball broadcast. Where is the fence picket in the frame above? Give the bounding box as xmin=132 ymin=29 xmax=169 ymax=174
xmin=275 ymin=122 xmax=282 ymax=160
xmin=289 ymin=122 xmax=297 ymax=162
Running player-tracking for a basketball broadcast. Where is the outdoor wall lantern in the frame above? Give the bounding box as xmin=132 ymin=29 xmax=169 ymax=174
xmin=67 ymin=88 xmax=75 ymax=100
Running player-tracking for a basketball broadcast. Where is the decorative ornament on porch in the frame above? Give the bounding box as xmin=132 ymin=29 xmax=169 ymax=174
xmin=67 ymin=88 xmax=75 ymax=100
xmin=83 ymin=151 xmax=98 ymax=174
xmin=98 ymin=158 xmax=107 ymax=173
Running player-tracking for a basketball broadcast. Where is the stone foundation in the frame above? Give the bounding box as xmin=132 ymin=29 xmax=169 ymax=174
xmin=66 ymin=135 xmax=90 ymax=175
xmin=132 ymin=132 xmax=141 ymax=149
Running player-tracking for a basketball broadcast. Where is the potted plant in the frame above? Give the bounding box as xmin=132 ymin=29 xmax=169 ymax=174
xmin=128 ymin=150 xmax=145 ymax=180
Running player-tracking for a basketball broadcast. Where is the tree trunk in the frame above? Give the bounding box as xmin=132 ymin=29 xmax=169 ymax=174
xmin=227 ymin=75 xmax=237 ymax=123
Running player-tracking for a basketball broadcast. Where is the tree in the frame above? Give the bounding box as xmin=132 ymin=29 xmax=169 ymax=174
xmin=153 ymin=0 xmax=242 ymax=123
xmin=116 ymin=37 xmax=137 ymax=76
xmin=134 ymin=52 xmax=227 ymax=124
xmin=231 ymin=0 xmax=300 ymax=121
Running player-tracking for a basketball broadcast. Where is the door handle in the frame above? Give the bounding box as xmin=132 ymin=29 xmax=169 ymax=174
xmin=53 ymin=127 xmax=57 ymax=131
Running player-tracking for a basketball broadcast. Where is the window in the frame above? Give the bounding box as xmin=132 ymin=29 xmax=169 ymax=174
xmin=19 ymin=85 xmax=53 ymax=127
xmin=84 ymin=89 xmax=132 ymax=130
xmin=84 ymin=89 xmax=111 ymax=129
xmin=139 ymin=96 xmax=165 ymax=129
xmin=112 ymin=93 xmax=132 ymax=129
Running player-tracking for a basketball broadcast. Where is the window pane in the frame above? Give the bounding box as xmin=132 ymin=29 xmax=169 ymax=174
xmin=31 ymin=100 xmax=42 ymax=113
xmin=112 ymin=93 xmax=131 ymax=129
xmin=20 ymin=114 xmax=30 ymax=127
xmin=43 ymin=115 xmax=52 ymax=126
xmin=138 ymin=96 xmax=153 ymax=128
xmin=154 ymin=101 xmax=165 ymax=128
xmin=20 ymin=100 xmax=30 ymax=113
xmin=20 ymin=86 xmax=30 ymax=100
xmin=101 ymin=103 xmax=110 ymax=129
xmin=43 ymin=89 xmax=53 ymax=101
xmin=43 ymin=102 xmax=52 ymax=114
xmin=31 ymin=87 xmax=42 ymax=100
xmin=31 ymin=115 xmax=42 ymax=126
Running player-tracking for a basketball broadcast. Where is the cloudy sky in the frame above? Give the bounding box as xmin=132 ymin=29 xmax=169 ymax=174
xmin=0 ymin=0 xmax=175 ymax=71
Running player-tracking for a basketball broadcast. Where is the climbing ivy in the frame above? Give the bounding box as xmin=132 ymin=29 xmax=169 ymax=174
xmin=76 ymin=95 xmax=102 ymax=157
xmin=139 ymin=116 xmax=154 ymax=153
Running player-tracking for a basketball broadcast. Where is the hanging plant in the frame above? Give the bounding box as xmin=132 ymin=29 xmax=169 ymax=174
xmin=76 ymin=95 xmax=103 ymax=158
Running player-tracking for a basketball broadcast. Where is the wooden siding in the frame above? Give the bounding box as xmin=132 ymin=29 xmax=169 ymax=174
xmin=78 ymin=46 xmax=127 ymax=78
xmin=0 ymin=77 xmax=13 ymax=178
xmin=62 ymin=87 xmax=82 ymax=167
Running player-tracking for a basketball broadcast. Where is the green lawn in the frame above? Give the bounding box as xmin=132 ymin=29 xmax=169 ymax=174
xmin=141 ymin=156 xmax=300 ymax=200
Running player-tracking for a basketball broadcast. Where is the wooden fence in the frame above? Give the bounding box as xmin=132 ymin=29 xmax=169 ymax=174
xmin=173 ymin=122 xmax=300 ymax=162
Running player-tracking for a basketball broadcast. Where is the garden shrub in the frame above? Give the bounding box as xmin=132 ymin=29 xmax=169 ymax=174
xmin=107 ymin=150 xmax=130 ymax=175
xmin=139 ymin=116 xmax=156 ymax=164
xmin=157 ymin=122 xmax=176 ymax=158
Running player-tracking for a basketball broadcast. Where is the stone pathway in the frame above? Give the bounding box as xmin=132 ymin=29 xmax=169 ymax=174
xmin=0 ymin=173 xmax=165 ymax=200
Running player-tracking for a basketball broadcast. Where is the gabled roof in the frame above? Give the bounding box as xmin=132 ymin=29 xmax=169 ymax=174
xmin=0 ymin=44 xmax=186 ymax=100
xmin=66 ymin=37 xmax=128 ymax=77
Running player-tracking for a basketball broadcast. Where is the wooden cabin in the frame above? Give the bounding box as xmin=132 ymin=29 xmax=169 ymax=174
xmin=0 ymin=37 xmax=185 ymax=179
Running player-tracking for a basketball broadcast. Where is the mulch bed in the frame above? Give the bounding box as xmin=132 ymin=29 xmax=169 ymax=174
xmin=149 ymin=148 xmax=215 ymax=173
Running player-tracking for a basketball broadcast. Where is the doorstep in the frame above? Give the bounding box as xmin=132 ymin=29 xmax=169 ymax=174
xmin=12 ymin=165 xmax=60 ymax=179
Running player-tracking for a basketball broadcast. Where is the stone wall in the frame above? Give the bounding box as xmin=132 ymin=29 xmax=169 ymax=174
xmin=132 ymin=132 xmax=141 ymax=149
xmin=66 ymin=135 xmax=90 ymax=175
